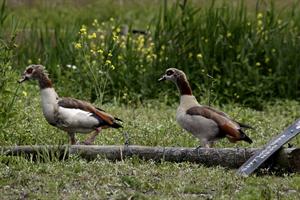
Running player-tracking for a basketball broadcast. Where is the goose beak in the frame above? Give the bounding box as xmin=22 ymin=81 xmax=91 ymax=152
xmin=158 ymin=75 xmax=166 ymax=82
xmin=18 ymin=76 xmax=27 ymax=83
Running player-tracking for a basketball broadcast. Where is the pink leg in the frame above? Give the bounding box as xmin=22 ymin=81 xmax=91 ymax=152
xmin=82 ymin=127 xmax=102 ymax=145
xmin=68 ymin=132 xmax=76 ymax=145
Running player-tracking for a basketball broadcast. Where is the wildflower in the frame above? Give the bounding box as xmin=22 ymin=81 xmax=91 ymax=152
xmin=66 ymin=64 xmax=77 ymax=70
xmin=256 ymin=62 xmax=261 ymax=67
xmin=120 ymin=42 xmax=126 ymax=49
xmin=28 ymin=59 xmax=32 ymax=64
xmin=90 ymin=49 xmax=96 ymax=54
xmin=100 ymin=35 xmax=105 ymax=40
xmin=247 ymin=22 xmax=251 ymax=26
xmin=108 ymin=52 xmax=113 ymax=57
xmin=188 ymin=52 xmax=193 ymax=58
xmin=226 ymin=32 xmax=232 ymax=38
xmin=146 ymin=54 xmax=152 ymax=62
xmin=205 ymin=38 xmax=208 ymax=43
xmin=257 ymin=20 xmax=263 ymax=27
xmin=97 ymin=49 xmax=104 ymax=54
xmin=22 ymin=91 xmax=27 ymax=97
xmin=110 ymin=17 xmax=114 ymax=22
xmin=265 ymin=57 xmax=270 ymax=63
xmin=271 ymin=48 xmax=276 ymax=53
xmin=80 ymin=25 xmax=87 ymax=35
xmin=111 ymin=65 xmax=115 ymax=70
xmin=277 ymin=19 xmax=282 ymax=25
xmin=112 ymin=33 xmax=118 ymax=41
xmin=257 ymin=12 xmax=263 ymax=19
xmin=116 ymin=27 xmax=121 ymax=33
xmin=88 ymin=32 xmax=97 ymax=39
xmin=105 ymin=60 xmax=111 ymax=65
xmin=118 ymin=55 xmax=123 ymax=60
xmin=92 ymin=19 xmax=98 ymax=27
xmin=74 ymin=43 xmax=82 ymax=49
xmin=196 ymin=53 xmax=203 ymax=59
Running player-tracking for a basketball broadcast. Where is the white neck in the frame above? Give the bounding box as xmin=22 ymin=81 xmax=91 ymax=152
xmin=40 ymin=88 xmax=59 ymax=124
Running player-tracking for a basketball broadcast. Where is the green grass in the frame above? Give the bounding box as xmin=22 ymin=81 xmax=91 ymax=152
xmin=1 ymin=0 xmax=300 ymax=199
xmin=2 ymin=86 xmax=300 ymax=147
xmin=1 ymin=87 xmax=300 ymax=198
xmin=1 ymin=157 xmax=299 ymax=199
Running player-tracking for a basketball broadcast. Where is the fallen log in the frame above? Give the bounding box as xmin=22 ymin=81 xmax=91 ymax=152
xmin=1 ymin=145 xmax=299 ymax=173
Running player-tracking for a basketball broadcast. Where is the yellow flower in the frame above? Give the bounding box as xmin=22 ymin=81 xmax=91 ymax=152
xmin=120 ymin=42 xmax=126 ymax=49
xmin=257 ymin=12 xmax=263 ymax=19
xmin=22 ymin=91 xmax=27 ymax=97
xmin=97 ymin=49 xmax=104 ymax=54
xmin=196 ymin=53 xmax=203 ymax=59
xmin=105 ymin=60 xmax=111 ymax=65
xmin=257 ymin=20 xmax=263 ymax=27
xmin=226 ymin=32 xmax=232 ymax=38
xmin=112 ymin=33 xmax=119 ymax=41
xmin=111 ymin=65 xmax=115 ymax=70
xmin=256 ymin=62 xmax=261 ymax=66
xmin=108 ymin=52 xmax=113 ymax=57
xmin=74 ymin=43 xmax=82 ymax=49
xmin=146 ymin=54 xmax=152 ymax=62
xmin=80 ymin=25 xmax=87 ymax=35
xmin=92 ymin=19 xmax=98 ymax=27
xmin=88 ymin=32 xmax=97 ymax=39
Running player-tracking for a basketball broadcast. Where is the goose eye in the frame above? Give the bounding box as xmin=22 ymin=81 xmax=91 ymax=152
xmin=166 ymin=70 xmax=174 ymax=76
xmin=26 ymin=68 xmax=33 ymax=74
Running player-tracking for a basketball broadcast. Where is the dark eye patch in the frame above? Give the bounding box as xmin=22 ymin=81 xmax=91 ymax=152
xmin=26 ymin=68 xmax=33 ymax=74
xmin=166 ymin=70 xmax=174 ymax=76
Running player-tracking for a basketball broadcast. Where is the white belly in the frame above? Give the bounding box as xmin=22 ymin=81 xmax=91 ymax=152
xmin=56 ymin=107 xmax=100 ymax=133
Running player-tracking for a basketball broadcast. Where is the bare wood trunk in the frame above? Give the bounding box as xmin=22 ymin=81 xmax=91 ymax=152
xmin=1 ymin=145 xmax=299 ymax=172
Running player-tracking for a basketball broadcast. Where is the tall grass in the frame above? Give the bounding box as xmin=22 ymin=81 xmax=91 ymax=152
xmin=3 ymin=0 xmax=300 ymax=108
xmin=0 ymin=0 xmax=19 ymax=134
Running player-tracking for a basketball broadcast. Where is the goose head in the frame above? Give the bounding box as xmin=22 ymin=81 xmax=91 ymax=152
xmin=18 ymin=64 xmax=47 ymax=83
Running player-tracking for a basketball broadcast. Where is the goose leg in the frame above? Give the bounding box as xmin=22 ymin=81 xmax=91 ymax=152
xmin=83 ymin=127 xmax=102 ymax=145
xmin=123 ymin=131 xmax=130 ymax=146
xmin=202 ymin=139 xmax=214 ymax=148
xmin=68 ymin=132 xmax=76 ymax=145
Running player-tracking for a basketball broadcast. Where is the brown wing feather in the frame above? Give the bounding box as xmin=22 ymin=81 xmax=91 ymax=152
xmin=186 ymin=106 xmax=243 ymax=140
xmin=58 ymin=97 xmax=122 ymax=128
xmin=204 ymin=106 xmax=253 ymax=129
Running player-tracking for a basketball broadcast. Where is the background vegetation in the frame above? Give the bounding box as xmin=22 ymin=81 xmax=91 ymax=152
xmin=1 ymin=0 xmax=300 ymax=107
xmin=0 ymin=0 xmax=300 ymax=199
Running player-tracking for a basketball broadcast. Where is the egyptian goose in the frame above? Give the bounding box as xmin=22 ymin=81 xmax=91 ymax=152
xmin=18 ymin=64 xmax=122 ymax=145
xmin=159 ymin=68 xmax=253 ymax=148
